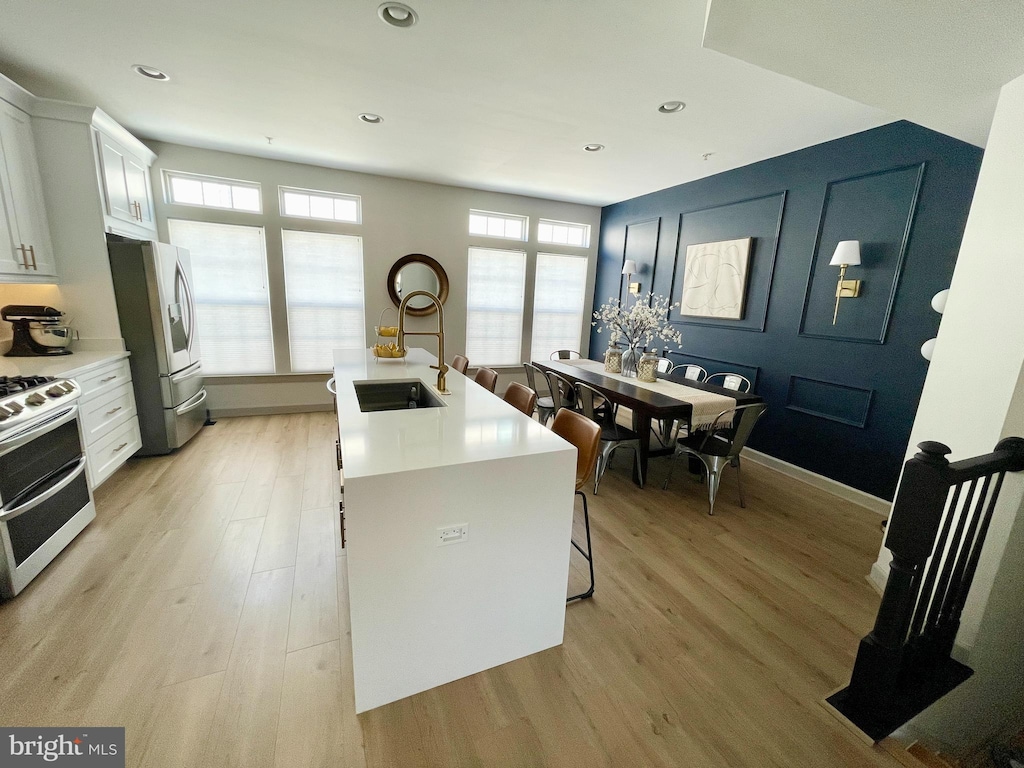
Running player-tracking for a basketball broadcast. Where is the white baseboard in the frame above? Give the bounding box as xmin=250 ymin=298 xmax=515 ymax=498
xmin=741 ymin=447 xmax=892 ymax=517
xmin=210 ymin=404 xmax=333 ymax=418
xmin=868 ymin=562 xmax=888 ymax=594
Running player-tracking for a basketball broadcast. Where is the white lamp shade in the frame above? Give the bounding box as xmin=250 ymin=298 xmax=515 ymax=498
xmin=829 ymin=240 xmax=861 ymax=267
xmin=921 ymin=337 xmax=936 ymax=361
xmin=621 ymin=259 xmax=638 ymax=276
xmin=931 ymin=289 xmax=950 ymax=314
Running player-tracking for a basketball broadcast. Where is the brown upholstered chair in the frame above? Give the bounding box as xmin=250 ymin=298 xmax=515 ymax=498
xmin=474 ymin=366 xmax=498 ymax=393
xmin=503 ymin=381 xmax=537 ymax=416
xmin=550 ymin=408 xmax=602 ymax=602
xmin=451 ymin=354 xmax=469 ymax=375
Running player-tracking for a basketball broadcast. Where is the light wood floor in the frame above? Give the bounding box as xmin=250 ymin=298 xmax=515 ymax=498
xmin=0 ymin=412 xmax=904 ymax=767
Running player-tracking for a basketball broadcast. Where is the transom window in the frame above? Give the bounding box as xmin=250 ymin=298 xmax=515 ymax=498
xmin=469 ymin=210 xmax=528 ymax=241
xmin=538 ymin=218 xmax=590 ymax=247
xmin=279 ymin=186 xmax=361 ymax=223
xmin=164 ymin=170 xmax=262 ymax=213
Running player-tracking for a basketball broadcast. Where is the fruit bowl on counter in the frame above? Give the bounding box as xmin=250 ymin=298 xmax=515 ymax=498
xmin=373 ymin=342 xmax=407 ymax=360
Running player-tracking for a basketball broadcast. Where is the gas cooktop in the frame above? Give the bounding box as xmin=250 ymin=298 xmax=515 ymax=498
xmin=0 ymin=375 xmax=80 ymax=432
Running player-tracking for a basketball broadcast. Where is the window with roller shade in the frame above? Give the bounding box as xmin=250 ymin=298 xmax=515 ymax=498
xmin=282 ymin=230 xmax=366 ymax=372
xmin=465 ymin=247 xmax=527 ymax=366
xmin=530 ymin=253 xmax=588 ymax=360
xmin=167 ymin=219 xmax=275 ymax=374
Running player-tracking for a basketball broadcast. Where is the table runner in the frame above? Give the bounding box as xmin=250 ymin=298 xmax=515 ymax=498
xmin=563 ymin=359 xmax=738 ymax=429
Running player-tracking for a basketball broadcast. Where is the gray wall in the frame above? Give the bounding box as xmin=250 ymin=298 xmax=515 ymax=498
xmin=147 ymin=142 xmax=600 ymax=415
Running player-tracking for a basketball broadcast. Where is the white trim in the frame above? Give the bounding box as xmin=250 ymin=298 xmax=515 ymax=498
xmin=0 ymin=71 xmax=38 ymax=114
xmin=868 ymin=561 xmax=888 ymax=593
xmin=740 ymin=447 xmax=892 ymax=516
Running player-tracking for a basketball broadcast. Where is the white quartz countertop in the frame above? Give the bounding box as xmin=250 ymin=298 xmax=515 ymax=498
xmin=0 ymin=350 xmax=129 ymax=380
xmin=334 ymin=348 xmax=572 ymax=480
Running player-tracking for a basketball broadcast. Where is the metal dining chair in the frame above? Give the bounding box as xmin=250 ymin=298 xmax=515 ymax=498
xmin=503 ymin=381 xmax=537 ymax=416
xmin=451 ymin=354 xmax=469 ymax=375
xmin=705 ymin=372 xmax=751 ymax=392
xmin=544 ymin=370 xmax=579 ymax=413
xmin=523 ymin=362 xmax=555 ymax=422
xmin=549 ymin=408 xmax=602 ymax=602
xmin=576 ymin=382 xmax=644 ymax=493
xmin=655 ymin=358 xmax=674 ymax=374
xmin=678 ymin=364 xmax=708 ymax=382
xmin=550 ymin=350 xmax=582 ymax=360
xmin=662 ymin=402 xmax=767 ymax=515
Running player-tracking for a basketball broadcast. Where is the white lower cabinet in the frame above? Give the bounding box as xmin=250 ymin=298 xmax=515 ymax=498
xmin=77 ymin=357 xmax=141 ymax=488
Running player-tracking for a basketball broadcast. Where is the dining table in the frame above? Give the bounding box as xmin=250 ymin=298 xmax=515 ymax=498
xmin=533 ymin=358 xmax=764 ymax=486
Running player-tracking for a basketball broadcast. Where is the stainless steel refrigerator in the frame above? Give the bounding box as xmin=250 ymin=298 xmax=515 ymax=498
xmin=108 ymin=236 xmax=207 ymax=455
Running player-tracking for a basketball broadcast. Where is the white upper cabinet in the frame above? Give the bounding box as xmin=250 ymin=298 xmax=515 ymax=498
xmin=96 ymin=129 xmax=155 ymax=234
xmin=0 ymin=99 xmax=56 ymax=279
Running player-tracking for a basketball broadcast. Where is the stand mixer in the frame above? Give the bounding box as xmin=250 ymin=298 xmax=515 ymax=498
xmin=2 ymin=305 xmax=74 ymax=357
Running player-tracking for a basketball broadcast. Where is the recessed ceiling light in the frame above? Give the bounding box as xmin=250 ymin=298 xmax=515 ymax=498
xmin=359 ymin=113 xmax=384 ymax=124
xmin=583 ymin=144 xmax=605 ymax=152
xmin=658 ymin=100 xmax=686 ymax=114
xmin=378 ymin=2 xmax=418 ymax=27
xmin=132 ymin=64 xmax=170 ymax=81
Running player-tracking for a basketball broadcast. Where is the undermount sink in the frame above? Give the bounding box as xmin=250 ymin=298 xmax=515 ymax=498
xmin=353 ymin=379 xmax=448 ymax=413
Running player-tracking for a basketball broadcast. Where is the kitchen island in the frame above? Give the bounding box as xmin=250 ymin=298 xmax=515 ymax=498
xmin=333 ymin=348 xmax=577 ymax=713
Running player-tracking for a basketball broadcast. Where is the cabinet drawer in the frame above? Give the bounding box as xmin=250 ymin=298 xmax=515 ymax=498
xmin=80 ymin=381 xmax=137 ymax=445
xmin=75 ymin=359 xmax=132 ymax=401
xmin=87 ymin=416 xmax=141 ymax=488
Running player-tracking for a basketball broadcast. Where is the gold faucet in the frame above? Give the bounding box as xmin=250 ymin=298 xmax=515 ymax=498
xmin=397 ymin=290 xmax=451 ymax=395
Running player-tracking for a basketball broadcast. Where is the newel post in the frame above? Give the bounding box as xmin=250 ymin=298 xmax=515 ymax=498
xmin=847 ymin=441 xmax=951 ymax=711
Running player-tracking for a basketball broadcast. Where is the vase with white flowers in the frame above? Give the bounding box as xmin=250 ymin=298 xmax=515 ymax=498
xmin=591 ymin=293 xmax=683 ymax=376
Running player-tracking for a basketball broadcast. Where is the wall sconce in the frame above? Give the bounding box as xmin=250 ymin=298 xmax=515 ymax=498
xmin=622 ymin=259 xmax=640 ymax=295
xmin=921 ymin=288 xmax=949 ymax=361
xmin=830 ymin=240 xmax=862 ymax=325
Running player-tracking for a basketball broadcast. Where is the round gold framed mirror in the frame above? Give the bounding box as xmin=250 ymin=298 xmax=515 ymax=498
xmin=387 ymin=254 xmax=449 ymax=316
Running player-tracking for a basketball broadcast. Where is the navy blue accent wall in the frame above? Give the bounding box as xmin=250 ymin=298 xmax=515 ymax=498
xmin=591 ymin=121 xmax=983 ymax=500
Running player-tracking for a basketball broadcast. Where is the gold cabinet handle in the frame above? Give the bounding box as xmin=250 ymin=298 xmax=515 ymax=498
xmin=27 ymin=245 xmax=37 ymax=270
xmin=105 ymin=405 xmax=123 ymax=416
xmin=113 ymin=442 xmax=129 ymax=452
xmin=15 ymin=244 xmax=29 ymax=269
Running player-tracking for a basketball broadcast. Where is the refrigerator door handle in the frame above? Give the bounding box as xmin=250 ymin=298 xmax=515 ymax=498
xmin=169 ymin=361 xmax=203 ymax=385
xmin=175 ymin=389 xmax=208 ymax=415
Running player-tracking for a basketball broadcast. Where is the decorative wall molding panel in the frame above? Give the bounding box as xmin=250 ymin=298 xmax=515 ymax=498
xmin=619 ymin=217 xmax=660 ymax=303
xmin=786 ymin=375 xmax=874 ymax=428
xmin=799 ymin=163 xmax=925 ymax=344
xmin=668 ymin=192 xmax=786 ymax=332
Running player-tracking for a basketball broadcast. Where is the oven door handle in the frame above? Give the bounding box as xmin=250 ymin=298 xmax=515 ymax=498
xmin=0 ymin=405 xmax=79 ymax=456
xmin=0 ymin=455 xmax=88 ymax=523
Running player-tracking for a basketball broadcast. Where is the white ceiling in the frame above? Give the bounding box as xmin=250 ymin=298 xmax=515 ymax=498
xmin=0 ymin=0 xmax=899 ymax=206
xmin=702 ymin=0 xmax=1024 ymax=149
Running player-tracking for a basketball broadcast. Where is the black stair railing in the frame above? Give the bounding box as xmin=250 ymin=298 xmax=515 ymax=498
xmin=827 ymin=437 xmax=1024 ymax=742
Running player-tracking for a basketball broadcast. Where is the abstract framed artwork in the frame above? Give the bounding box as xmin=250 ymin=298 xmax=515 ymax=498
xmin=679 ymin=237 xmax=752 ymax=320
